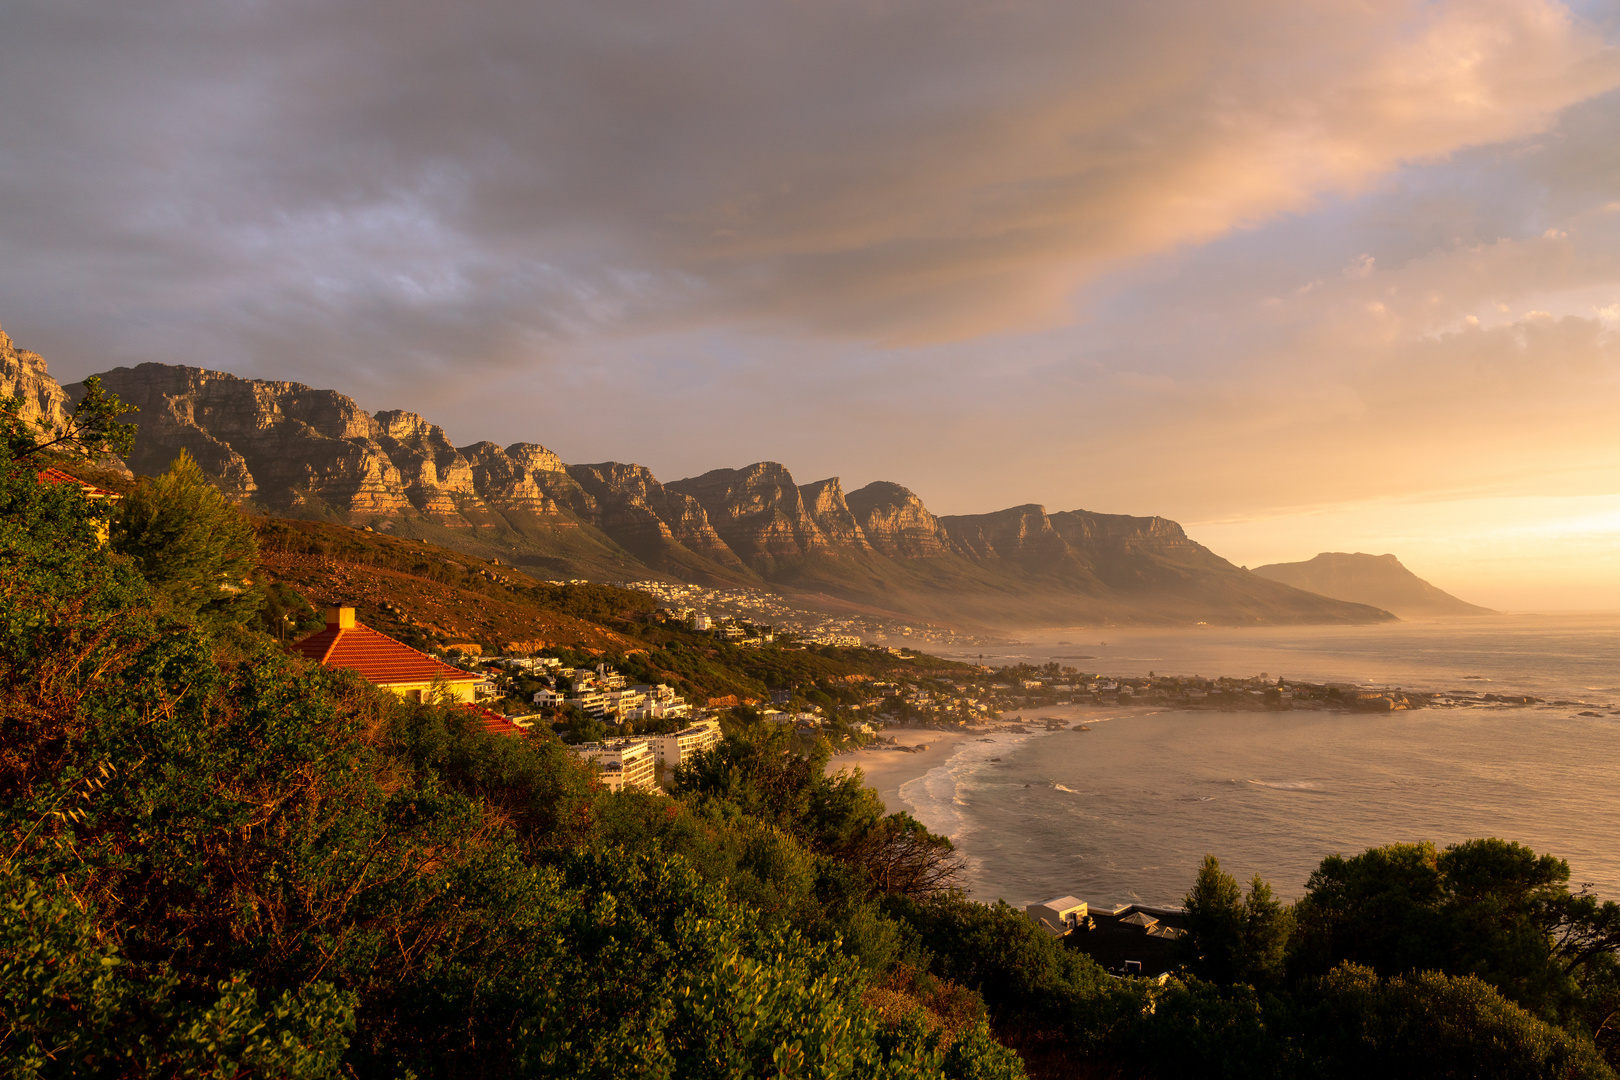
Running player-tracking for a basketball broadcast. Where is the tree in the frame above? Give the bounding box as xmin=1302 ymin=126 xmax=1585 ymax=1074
xmin=1182 ymin=856 xmax=1246 ymax=984
xmin=111 ymin=448 xmax=263 ymax=628
xmin=1241 ymin=874 xmax=1293 ymax=987
xmin=1180 ymin=857 xmax=1292 ymax=987
xmin=3 ymin=375 xmax=136 ymax=463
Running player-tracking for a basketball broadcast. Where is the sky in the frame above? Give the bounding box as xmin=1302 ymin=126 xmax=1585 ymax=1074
xmin=2 ymin=0 xmax=1619 ymax=611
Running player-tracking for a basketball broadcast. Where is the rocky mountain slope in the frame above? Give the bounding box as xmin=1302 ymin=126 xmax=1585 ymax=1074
xmin=1251 ymin=552 xmax=1494 ymax=618
xmin=1 ymin=326 xmax=70 ymax=431
xmin=0 ymin=323 xmax=1393 ymax=628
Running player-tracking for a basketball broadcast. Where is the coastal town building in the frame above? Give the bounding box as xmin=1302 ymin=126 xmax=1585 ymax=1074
xmin=649 ymin=719 xmax=722 ymax=768
xmin=38 ymin=466 xmax=120 ymax=542
xmin=570 ymin=739 xmax=656 ymax=792
xmin=1026 ymin=896 xmax=1089 ymax=937
xmin=292 ymin=606 xmax=478 ymax=703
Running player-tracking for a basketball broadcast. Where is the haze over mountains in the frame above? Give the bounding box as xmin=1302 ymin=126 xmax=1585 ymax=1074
xmin=1252 ymin=552 xmax=1495 ymax=619
xmin=4 ymin=324 xmax=1395 ymax=629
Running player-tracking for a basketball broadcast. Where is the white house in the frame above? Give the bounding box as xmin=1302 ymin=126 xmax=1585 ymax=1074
xmin=571 ymin=739 xmax=656 ymax=793
xmin=650 ymin=719 xmax=723 ymax=768
xmin=1026 ymin=896 xmax=1089 ymax=937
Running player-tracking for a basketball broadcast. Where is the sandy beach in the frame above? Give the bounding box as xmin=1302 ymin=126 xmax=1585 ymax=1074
xmin=825 ymin=730 xmax=981 ymax=813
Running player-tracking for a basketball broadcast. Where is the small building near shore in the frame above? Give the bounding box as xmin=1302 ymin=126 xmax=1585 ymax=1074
xmin=1026 ymin=896 xmax=1089 ymax=937
xmin=1064 ymin=903 xmax=1190 ymax=977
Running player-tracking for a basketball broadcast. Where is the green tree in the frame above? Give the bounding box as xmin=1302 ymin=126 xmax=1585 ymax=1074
xmin=1182 ymin=855 xmax=1245 ymax=983
xmin=3 ymin=375 xmax=136 ymax=463
xmin=112 ymin=449 xmax=263 ymax=628
xmin=1241 ymin=874 xmax=1294 ymax=987
xmin=1180 ymin=857 xmax=1292 ymax=987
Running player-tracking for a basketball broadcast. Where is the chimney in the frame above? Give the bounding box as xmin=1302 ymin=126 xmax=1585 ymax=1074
xmin=326 ymin=606 xmax=356 ymax=630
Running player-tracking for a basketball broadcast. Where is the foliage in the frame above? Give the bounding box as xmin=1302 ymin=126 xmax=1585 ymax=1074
xmin=0 ymin=451 xmax=1024 ymax=1079
xmin=247 ymin=581 xmax=324 ymax=641
xmin=674 ymin=723 xmax=964 ymax=902
xmin=111 ymin=449 xmax=264 ymax=628
xmin=1180 ymin=855 xmax=1292 ymax=987
xmin=3 ymin=375 xmax=136 ymax=464
xmin=14 ymin=433 xmax=1620 ymax=1079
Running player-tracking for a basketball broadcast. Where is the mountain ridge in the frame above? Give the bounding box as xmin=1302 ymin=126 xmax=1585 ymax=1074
xmin=1252 ymin=552 xmax=1494 ymax=618
xmin=0 ymin=325 xmax=1393 ymax=628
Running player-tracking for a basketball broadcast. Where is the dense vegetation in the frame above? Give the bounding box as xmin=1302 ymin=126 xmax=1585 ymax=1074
xmin=7 ymin=395 xmax=1620 ymax=1077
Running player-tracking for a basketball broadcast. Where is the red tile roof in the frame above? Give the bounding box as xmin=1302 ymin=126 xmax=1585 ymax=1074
xmin=37 ymin=467 xmax=119 ymax=499
xmin=464 ymin=704 xmax=527 ymax=738
xmin=292 ymin=621 xmax=479 ymax=687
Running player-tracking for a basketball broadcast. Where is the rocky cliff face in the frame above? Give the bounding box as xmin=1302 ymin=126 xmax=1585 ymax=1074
xmin=372 ymin=410 xmax=479 ymax=522
xmin=80 ymin=364 xmax=411 ymax=513
xmin=940 ymin=504 xmax=1074 ymax=563
xmin=845 ymin=482 xmax=953 ymax=558
xmin=667 ymin=463 xmax=835 ymax=569
xmin=798 ymin=478 xmax=872 ymax=552
xmin=0 ymin=333 xmax=1395 ymax=626
xmin=568 ymin=462 xmax=747 ymax=572
xmin=0 ymin=324 xmax=70 ymax=432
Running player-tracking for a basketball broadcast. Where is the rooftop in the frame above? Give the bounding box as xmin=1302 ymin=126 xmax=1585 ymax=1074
xmin=37 ymin=466 xmax=119 ymax=499
xmin=292 ymin=606 xmax=477 ymax=687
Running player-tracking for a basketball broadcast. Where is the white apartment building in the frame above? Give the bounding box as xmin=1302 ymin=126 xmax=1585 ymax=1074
xmin=571 ymin=739 xmax=656 ymax=793
xmin=649 ymin=719 xmax=722 ymax=768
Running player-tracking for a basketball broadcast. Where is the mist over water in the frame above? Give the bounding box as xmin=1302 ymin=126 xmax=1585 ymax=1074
xmin=911 ymin=616 xmax=1620 ymax=908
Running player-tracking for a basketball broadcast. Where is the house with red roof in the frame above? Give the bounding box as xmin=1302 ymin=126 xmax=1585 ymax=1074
xmin=292 ymin=606 xmax=479 ymax=703
xmin=38 ymin=466 xmax=120 ymax=542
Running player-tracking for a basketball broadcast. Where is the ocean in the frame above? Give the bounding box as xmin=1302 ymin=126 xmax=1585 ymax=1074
xmin=913 ymin=615 xmax=1620 ymax=908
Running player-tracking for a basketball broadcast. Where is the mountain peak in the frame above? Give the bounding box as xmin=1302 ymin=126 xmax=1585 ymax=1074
xmin=1252 ymin=552 xmax=1494 ymax=618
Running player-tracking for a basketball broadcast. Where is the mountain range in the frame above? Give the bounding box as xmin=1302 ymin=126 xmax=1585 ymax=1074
xmin=3 ymin=323 xmax=1395 ymax=629
xmin=1252 ymin=552 xmax=1494 ymax=619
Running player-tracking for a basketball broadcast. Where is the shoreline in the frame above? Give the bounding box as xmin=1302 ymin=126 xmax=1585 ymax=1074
xmin=826 ymin=729 xmax=981 ymax=814
xmin=826 ymin=711 xmax=1091 ymax=815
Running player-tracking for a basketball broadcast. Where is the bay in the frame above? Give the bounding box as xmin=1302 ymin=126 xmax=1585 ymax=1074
xmin=912 ymin=615 xmax=1620 ymax=907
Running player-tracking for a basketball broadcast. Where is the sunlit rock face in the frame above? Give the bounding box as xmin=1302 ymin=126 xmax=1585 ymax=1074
xmin=373 ymin=410 xmax=479 ymax=522
xmin=24 ymin=345 xmax=1396 ymax=627
xmin=79 ymin=364 xmax=409 ymax=512
xmin=0 ymin=324 xmax=70 ymax=433
xmin=457 ymin=441 xmax=567 ymax=517
xmin=798 ymin=477 xmax=873 ymax=553
xmin=844 ymin=481 xmax=952 ymax=558
xmin=666 ymin=462 xmax=835 ymax=569
xmin=568 ymin=461 xmax=748 ymax=571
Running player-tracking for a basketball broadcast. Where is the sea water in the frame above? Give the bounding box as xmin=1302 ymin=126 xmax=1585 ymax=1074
xmin=911 ymin=616 xmax=1620 ymax=907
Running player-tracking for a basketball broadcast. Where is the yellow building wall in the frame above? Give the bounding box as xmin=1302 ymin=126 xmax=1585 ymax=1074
xmin=379 ymin=679 xmax=477 ymax=704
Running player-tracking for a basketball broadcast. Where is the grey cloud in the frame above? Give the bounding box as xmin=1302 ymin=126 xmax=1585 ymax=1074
xmin=2 ymin=0 xmax=1615 ymax=391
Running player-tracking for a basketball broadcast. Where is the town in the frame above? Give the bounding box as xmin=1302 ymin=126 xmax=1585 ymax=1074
xmin=292 ymin=603 xmax=1558 ymax=799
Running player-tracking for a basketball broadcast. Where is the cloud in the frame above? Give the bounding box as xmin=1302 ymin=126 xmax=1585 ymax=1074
xmin=0 ymin=0 xmax=1616 ymax=377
